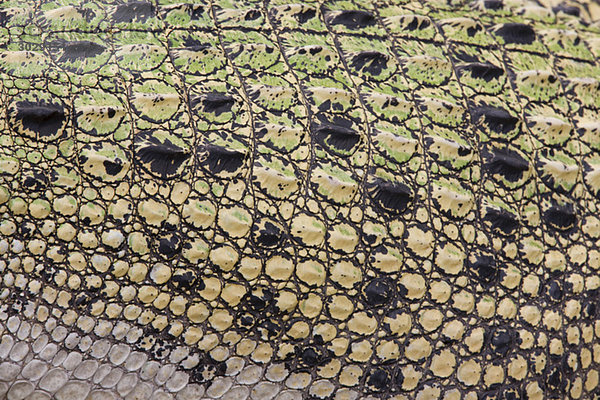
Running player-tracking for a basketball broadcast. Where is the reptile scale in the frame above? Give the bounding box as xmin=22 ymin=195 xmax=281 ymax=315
xmin=1 ymin=0 xmax=600 ymax=399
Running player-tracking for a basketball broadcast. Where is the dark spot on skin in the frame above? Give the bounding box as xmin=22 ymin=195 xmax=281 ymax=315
xmin=79 ymin=7 xmax=96 ymax=22
xmin=484 ymin=207 xmax=519 ymax=235
xmin=472 ymin=106 xmax=519 ymax=135
xmin=258 ymin=320 xmax=281 ymax=339
xmin=112 ymin=2 xmax=154 ymax=23
xmin=544 ymin=205 xmax=577 ymax=231
xmin=547 ymin=280 xmax=562 ymax=301
xmin=483 ymin=0 xmax=503 ymax=10
xmin=309 ymin=46 xmax=322 ymax=56
xmin=349 ymin=51 xmax=389 ymax=76
xmin=103 ymin=159 xmax=124 ymax=176
xmin=0 ymin=10 xmax=8 ymax=26
xmin=19 ymin=221 xmax=36 ymax=239
xmin=22 ymin=171 xmax=48 ymax=192
xmin=164 ymin=220 xmax=178 ymax=231
xmin=562 ymin=355 xmax=576 ymax=374
xmin=179 ymin=4 xmax=199 ymax=21
xmin=368 ymin=178 xmax=412 ymax=214
xmin=253 ymin=221 xmax=282 ymax=247
xmin=490 ymin=327 xmax=513 ymax=357
xmin=295 ymin=7 xmax=316 ymax=23
xmin=299 ymin=347 xmax=320 ymax=366
xmin=203 ymin=145 xmax=246 ymax=175
xmin=553 ymin=4 xmax=580 ymax=16
xmin=500 ymin=388 xmax=520 ymax=400
xmin=294 ymin=343 xmax=331 ymax=367
xmin=13 ymin=101 xmax=65 ymax=139
xmin=71 ymin=294 xmax=90 ymax=310
xmin=394 ymin=367 xmax=405 ymax=388
xmin=466 ymin=25 xmax=482 ymax=36
xmin=494 ymin=23 xmax=536 ymax=44
xmin=193 ymin=93 xmax=235 ymax=116
xmin=395 ymin=283 xmax=409 ymax=299
xmin=237 ymin=313 xmax=256 ymax=331
xmin=182 ymin=37 xmax=206 ymax=48
xmin=157 ymin=234 xmax=181 ymax=258
xmin=80 ymin=215 xmax=92 ymax=226
xmin=456 ymin=62 xmax=504 ymax=82
xmin=328 ymin=10 xmax=376 ymax=29
xmin=405 ymin=17 xmax=430 ymax=31
xmin=313 ymin=123 xmax=361 ymax=156
xmin=195 ymin=277 xmax=206 ymax=292
xmin=364 ymin=94 xmax=407 ymax=123
xmin=363 ymin=278 xmax=394 ymax=306
xmin=107 ymin=108 xmax=116 ymax=118
xmin=546 ymin=366 xmax=566 ymax=393
xmin=457 ymin=146 xmax=471 ymax=157
xmin=135 ymin=132 xmax=190 ymax=179
xmin=38 ymin=263 xmax=56 ymax=282
xmin=582 ymin=301 xmax=597 ymax=320
xmin=469 ymin=255 xmax=498 ymax=285
xmin=486 ymin=148 xmax=529 ymax=182
xmin=244 ymin=9 xmax=261 ymax=21
xmin=162 ymin=3 xmax=191 ymax=20
xmin=452 ymin=49 xmax=479 ymax=63
xmin=317 ymin=99 xmax=332 ymax=112
xmin=244 ymin=288 xmax=273 ymax=312
xmin=314 ymin=114 xmax=354 ymax=129
xmin=363 ymin=233 xmax=377 ymax=245
xmin=367 ymin=368 xmax=390 ymax=391
xmin=57 ymin=41 xmax=106 ymax=64
xmin=172 ymin=270 xmax=197 ymax=290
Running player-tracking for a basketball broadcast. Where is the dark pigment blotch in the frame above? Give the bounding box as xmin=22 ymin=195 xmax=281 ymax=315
xmin=253 ymin=221 xmax=283 ymax=247
xmin=113 ymin=2 xmax=155 ymax=23
xmin=363 ymin=278 xmax=394 ymax=306
xmin=366 ymin=368 xmax=390 ymax=391
xmin=483 ymin=0 xmax=503 ymax=9
xmin=494 ymin=23 xmax=536 ymax=44
xmin=486 ymin=148 xmax=529 ymax=182
xmin=544 ymin=205 xmax=577 ymax=231
xmin=368 ymin=178 xmax=412 ymax=214
xmin=158 ymin=234 xmax=182 ymax=258
xmin=135 ymin=131 xmax=191 ymax=179
xmin=484 ymin=207 xmax=519 ymax=235
xmin=13 ymin=101 xmax=65 ymax=139
xmin=203 ymin=145 xmax=246 ymax=175
xmin=313 ymin=123 xmax=361 ymax=155
xmin=328 ymin=10 xmax=376 ymax=28
xmin=350 ymin=51 xmax=389 ymax=76
xmin=57 ymin=41 xmax=106 ymax=63
xmin=294 ymin=7 xmax=316 ymax=23
xmin=405 ymin=16 xmax=430 ymax=31
xmin=194 ymin=93 xmax=236 ymax=116
xmin=490 ymin=327 xmax=513 ymax=357
xmin=469 ymin=255 xmax=498 ymax=285
xmin=472 ymin=106 xmax=519 ymax=135
xmin=553 ymin=4 xmax=580 ymax=16
xmin=456 ymin=62 xmax=504 ymax=82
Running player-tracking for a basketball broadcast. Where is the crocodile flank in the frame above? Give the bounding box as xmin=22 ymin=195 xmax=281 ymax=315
xmin=1 ymin=1 xmax=600 ymax=399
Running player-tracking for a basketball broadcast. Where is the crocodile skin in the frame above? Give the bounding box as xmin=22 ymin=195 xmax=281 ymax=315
xmin=1 ymin=0 xmax=600 ymax=399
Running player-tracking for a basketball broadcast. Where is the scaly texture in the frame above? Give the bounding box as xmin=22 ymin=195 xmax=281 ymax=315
xmin=1 ymin=1 xmax=600 ymax=399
